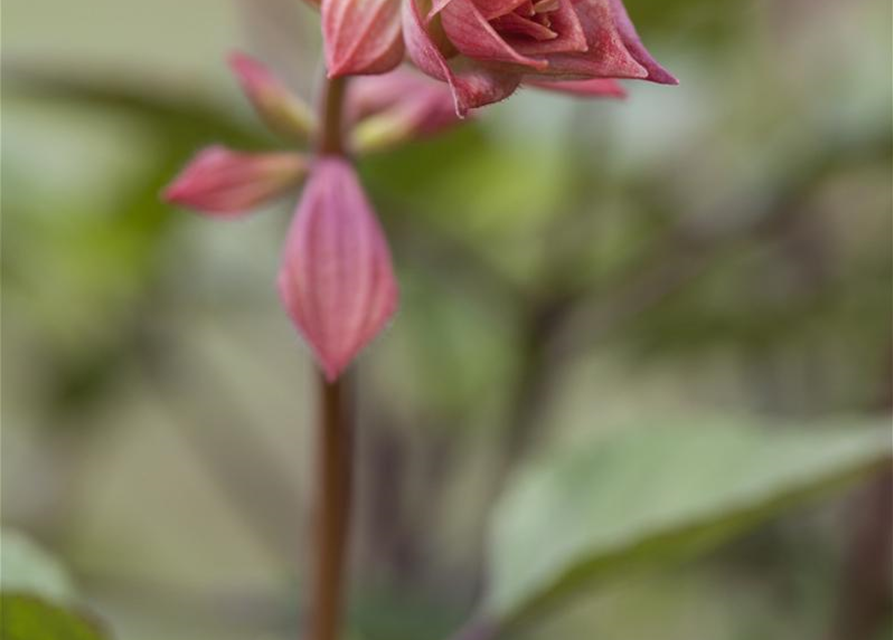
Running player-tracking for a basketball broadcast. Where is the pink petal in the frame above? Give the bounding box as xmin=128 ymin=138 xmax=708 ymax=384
xmin=470 ymin=0 xmax=529 ymax=20
xmin=525 ymin=77 xmax=627 ymax=97
xmin=402 ymin=0 xmax=521 ymax=115
xmin=503 ymin=0 xmax=588 ymax=56
xmin=322 ymin=0 xmax=405 ymax=76
xmin=163 ymin=146 xmax=307 ymax=217
xmin=490 ymin=13 xmax=557 ymax=41
xmin=228 ymin=52 xmax=315 ymax=141
xmin=278 ymin=158 xmax=398 ymax=381
xmin=532 ymin=0 xmax=647 ymax=79
xmin=609 ymin=0 xmax=678 ymax=85
xmin=440 ymin=0 xmax=548 ymax=70
xmin=426 ymin=0 xmax=457 ymax=21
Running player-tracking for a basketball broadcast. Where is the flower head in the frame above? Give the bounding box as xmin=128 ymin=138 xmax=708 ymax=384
xmin=399 ymin=0 xmax=677 ymax=114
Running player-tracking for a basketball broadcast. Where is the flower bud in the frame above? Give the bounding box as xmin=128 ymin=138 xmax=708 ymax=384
xmin=278 ymin=158 xmax=398 ymax=381
xmin=229 ymin=52 xmax=316 ymax=142
xmin=348 ymin=69 xmax=461 ymax=153
xmin=322 ymin=0 xmax=405 ymax=77
xmin=163 ymin=146 xmax=308 ymax=216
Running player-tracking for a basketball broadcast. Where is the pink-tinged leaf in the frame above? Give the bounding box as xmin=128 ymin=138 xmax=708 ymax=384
xmin=163 ymin=146 xmax=307 ymax=217
xmin=322 ymin=0 xmax=405 ymax=77
xmin=229 ymin=52 xmax=316 ymax=141
xmin=526 ymin=77 xmax=627 ymax=97
xmin=403 ymin=0 xmax=521 ymax=115
xmin=440 ymin=0 xmax=548 ymax=70
xmin=609 ymin=0 xmax=678 ymax=85
xmin=278 ymin=158 xmax=398 ymax=381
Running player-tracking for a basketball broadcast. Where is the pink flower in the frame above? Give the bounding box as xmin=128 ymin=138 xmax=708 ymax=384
xmin=164 ymin=146 xmax=308 ymax=216
xmin=278 ymin=158 xmax=399 ymax=381
xmin=401 ymin=0 xmax=677 ymax=114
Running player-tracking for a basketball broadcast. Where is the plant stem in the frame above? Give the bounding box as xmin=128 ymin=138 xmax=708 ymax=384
xmin=309 ymin=374 xmax=353 ymax=640
xmin=308 ymin=73 xmax=353 ymax=640
xmin=318 ymin=75 xmax=348 ymax=156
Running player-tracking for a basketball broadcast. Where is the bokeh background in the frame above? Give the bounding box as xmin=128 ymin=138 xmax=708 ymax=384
xmin=2 ymin=1 xmax=892 ymax=639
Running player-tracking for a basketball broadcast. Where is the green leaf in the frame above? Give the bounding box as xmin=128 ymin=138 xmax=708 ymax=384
xmin=0 ymin=595 xmax=107 ymax=640
xmin=483 ymin=421 xmax=892 ymax=628
xmin=0 ymin=530 xmax=76 ymax=603
xmin=1 ymin=530 xmax=109 ymax=639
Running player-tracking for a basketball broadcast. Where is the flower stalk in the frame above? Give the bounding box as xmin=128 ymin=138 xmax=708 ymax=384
xmin=310 ymin=371 xmax=353 ymax=640
xmin=306 ymin=73 xmax=353 ymax=640
xmin=318 ymin=75 xmax=348 ymax=156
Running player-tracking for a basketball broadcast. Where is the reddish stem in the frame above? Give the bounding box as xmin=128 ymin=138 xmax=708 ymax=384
xmin=307 ymin=73 xmax=353 ymax=640
xmin=308 ymin=374 xmax=353 ymax=640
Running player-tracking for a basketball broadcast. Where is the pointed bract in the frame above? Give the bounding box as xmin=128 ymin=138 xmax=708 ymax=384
xmin=163 ymin=146 xmax=308 ymax=216
xmin=322 ymin=0 xmax=405 ymax=77
xmin=229 ymin=52 xmax=316 ymax=141
xmin=278 ymin=158 xmax=398 ymax=381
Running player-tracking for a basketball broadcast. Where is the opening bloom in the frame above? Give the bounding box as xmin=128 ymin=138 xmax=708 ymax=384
xmin=404 ymin=0 xmax=678 ymax=114
xmin=320 ymin=0 xmax=676 ymax=115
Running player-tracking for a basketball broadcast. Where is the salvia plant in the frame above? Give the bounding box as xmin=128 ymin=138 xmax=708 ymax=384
xmin=164 ymin=1 xmax=677 ymax=639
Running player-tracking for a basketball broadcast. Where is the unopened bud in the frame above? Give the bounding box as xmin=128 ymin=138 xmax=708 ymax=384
xmin=163 ymin=146 xmax=308 ymax=216
xmin=229 ymin=52 xmax=316 ymax=142
xmin=278 ymin=158 xmax=398 ymax=381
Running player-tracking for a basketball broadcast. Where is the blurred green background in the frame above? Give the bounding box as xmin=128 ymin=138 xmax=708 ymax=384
xmin=2 ymin=1 xmax=891 ymax=639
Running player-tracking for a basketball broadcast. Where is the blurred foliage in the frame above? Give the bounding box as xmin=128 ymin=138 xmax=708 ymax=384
xmin=1 ymin=530 xmax=77 ymax=602
xmin=1 ymin=530 xmax=109 ymax=640
xmin=485 ymin=421 xmax=892 ymax=630
xmin=1 ymin=596 xmax=107 ymax=640
xmin=2 ymin=0 xmax=891 ymax=640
